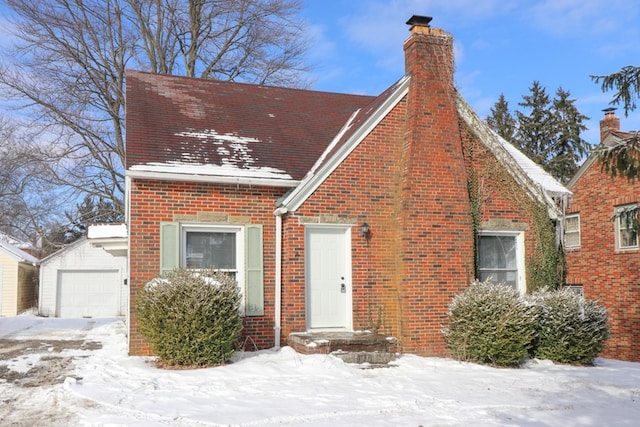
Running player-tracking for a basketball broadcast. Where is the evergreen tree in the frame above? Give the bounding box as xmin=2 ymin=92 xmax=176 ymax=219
xmin=487 ymin=94 xmax=517 ymax=142
xmin=516 ymin=81 xmax=556 ymax=167
xmin=548 ymin=88 xmax=589 ymax=183
xmin=486 ymin=82 xmax=591 ymax=183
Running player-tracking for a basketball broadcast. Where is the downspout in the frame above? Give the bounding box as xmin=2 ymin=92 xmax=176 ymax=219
xmin=273 ymin=206 xmax=288 ymax=349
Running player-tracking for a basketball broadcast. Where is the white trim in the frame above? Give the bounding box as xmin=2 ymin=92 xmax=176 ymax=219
xmin=614 ymin=204 xmax=639 ymax=251
xmin=180 ymin=224 xmax=246 ymax=310
xmin=564 ymin=213 xmax=581 ymax=249
xmin=478 ymin=230 xmax=526 ymax=294
xmin=126 ymin=169 xmax=300 ymax=188
xmin=456 ymin=95 xmax=571 ymax=220
xmin=273 ymin=208 xmax=286 ymax=348
xmin=281 ymin=77 xmax=410 ymax=212
xmin=304 ymin=224 xmax=353 ymax=331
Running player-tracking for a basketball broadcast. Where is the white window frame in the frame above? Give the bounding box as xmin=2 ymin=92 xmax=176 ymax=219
xmin=564 ymin=214 xmax=580 ymax=249
xmin=478 ymin=231 xmax=526 ymax=294
xmin=614 ymin=204 xmax=639 ymax=251
xmin=180 ymin=224 xmax=245 ymax=292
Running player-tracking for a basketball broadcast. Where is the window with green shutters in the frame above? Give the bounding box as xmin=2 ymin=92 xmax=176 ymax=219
xmin=159 ymin=222 xmax=264 ymax=316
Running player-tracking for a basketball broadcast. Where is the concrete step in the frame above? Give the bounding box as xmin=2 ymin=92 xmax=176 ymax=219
xmin=287 ymin=331 xmax=398 ymax=367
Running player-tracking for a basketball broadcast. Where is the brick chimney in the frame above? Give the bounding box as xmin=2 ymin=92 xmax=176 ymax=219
xmin=397 ymin=16 xmax=473 ymax=356
xmin=600 ymin=107 xmax=620 ymax=143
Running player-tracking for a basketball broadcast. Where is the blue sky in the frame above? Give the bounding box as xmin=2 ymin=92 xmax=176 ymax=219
xmin=298 ymin=0 xmax=640 ymax=145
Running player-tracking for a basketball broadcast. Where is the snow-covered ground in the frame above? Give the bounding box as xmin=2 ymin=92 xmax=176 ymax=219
xmin=1 ymin=315 xmax=639 ymax=426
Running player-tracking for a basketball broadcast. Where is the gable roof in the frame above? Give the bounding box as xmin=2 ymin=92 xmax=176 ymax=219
xmin=277 ymin=78 xmax=569 ymax=219
xmin=456 ymin=96 xmax=571 ymax=219
xmin=0 ymin=239 xmax=38 ymax=264
xmin=567 ymin=130 xmax=637 ymax=189
xmin=279 ymin=76 xmax=410 ymax=211
xmin=126 ymin=71 xmax=569 ymax=219
xmin=126 ymin=70 xmax=375 ymax=186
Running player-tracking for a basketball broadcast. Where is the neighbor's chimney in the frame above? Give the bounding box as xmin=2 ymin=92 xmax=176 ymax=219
xmin=600 ymin=107 xmax=620 ymax=143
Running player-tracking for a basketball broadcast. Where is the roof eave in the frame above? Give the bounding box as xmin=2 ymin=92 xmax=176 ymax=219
xmin=126 ymin=169 xmax=300 ymax=188
xmin=456 ymin=94 xmax=571 ymax=220
xmin=280 ymin=76 xmax=411 ymax=211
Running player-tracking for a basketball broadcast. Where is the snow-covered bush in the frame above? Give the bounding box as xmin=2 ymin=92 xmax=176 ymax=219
xmin=136 ymin=268 xmax=242 ymax=367
xmin=529 ymin=289 xmax=610 ymax=365
xmin=443 ymin=280 xmax=535 ymax=367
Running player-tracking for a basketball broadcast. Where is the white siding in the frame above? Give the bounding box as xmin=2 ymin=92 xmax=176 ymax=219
xmin=0 ymin=252 xmax=19 ymax=316
xmin=39 ymin=239 xmax=127 ymax=317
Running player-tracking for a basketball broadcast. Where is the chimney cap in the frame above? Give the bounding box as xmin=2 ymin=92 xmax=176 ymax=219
xmin=602 ymin=107 xmax=617 ymax=114
xmin=406 ymin=15 xmax=433 ymax=27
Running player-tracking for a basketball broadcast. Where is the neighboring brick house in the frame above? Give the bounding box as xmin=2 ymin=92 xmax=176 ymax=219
xmin=126 ymin=16 xmax=570 ymax=357
xmin=566 ymin=109 xmax=640 ymax=362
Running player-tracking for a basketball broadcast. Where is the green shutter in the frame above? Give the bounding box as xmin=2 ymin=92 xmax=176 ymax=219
xmin=160 ymin=222 xmax=179 ymax=276
xmin=245 ymin=224 xmax=264 ymax=316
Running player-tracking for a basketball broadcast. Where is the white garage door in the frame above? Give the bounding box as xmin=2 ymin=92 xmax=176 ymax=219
xmin=57 ymin=270 xmax=119 ymax=318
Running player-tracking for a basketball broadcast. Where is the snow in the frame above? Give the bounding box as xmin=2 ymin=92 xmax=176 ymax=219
xmin=129 ymin=162 xmax=293 ymax=181
xmin=2 ymin=315 xmax=640 ymax=426
xmin=128 ymin=128 xmax=294 ymax=181
xmin=87 ymin=224 xmax=127 ymax=239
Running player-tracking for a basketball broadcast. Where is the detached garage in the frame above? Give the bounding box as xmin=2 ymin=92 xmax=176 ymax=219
xmin=39 ymin=224 xmax=127 ymax=318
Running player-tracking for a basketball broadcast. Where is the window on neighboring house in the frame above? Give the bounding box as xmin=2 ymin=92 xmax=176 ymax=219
xmin=564 ymin=284 xmax=583 ymax=295
xmin=614 ymin=204 xmax=639 ymax=250
xmin=478 ymin=232 xmax=526 ymax=293
xmin=564 ymin=214 xmax=580 ymax=248
xmin=159 ymin=222 xmax=264 ymax=316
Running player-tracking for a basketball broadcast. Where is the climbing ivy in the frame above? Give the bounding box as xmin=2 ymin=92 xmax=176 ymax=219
xmin=527 ymin=203 xmax=565 ymax=292
xmin=462 ymin=127 xmax=565 ymax=292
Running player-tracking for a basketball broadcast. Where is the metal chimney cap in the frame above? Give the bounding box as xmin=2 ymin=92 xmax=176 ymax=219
xmin=406 ymin=15 xmax=433 ymax=27
xmin=602 ymin=107 xmax=617 ymax=113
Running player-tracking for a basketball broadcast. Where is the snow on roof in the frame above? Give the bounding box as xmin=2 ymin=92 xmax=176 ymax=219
xmin=0 ymin=239 xmax=38 ymax=264
xmin=129 ymin=162 xmax=293 ymax=181
xmin=128 ymin=127 xmax=296 ymax=181
xmin=500 ymin=140 xmax=572 ymax=196
xmin=87 ymin=224 xmax=128 ymax=239
xmin=0 ymin=231 xmax=32 ymax=250
xmin=456 ymin=95 xmax=571 ymax=219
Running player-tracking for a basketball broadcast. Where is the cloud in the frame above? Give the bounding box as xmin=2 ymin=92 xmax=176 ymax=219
xmin=525 ymin=0 xmax=640 ymax=38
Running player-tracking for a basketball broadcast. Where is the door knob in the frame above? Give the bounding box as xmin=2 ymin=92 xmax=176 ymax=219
xmin=340 ymin=283 xmax=346 ymax=293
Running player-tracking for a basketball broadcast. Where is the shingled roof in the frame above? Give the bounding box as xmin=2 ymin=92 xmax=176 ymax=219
xmin=126 ymin=70 xmax=375 ymax=184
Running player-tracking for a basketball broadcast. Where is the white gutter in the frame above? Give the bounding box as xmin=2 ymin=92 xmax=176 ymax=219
xmin=126 ymin=170 xmax=300 ymax=188
xmin=273 ymin=206 xmax=288 ymax=349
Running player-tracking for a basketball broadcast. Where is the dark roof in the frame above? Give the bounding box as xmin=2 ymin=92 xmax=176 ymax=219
xmin=126 ymin=71 xmax=375 ymax=181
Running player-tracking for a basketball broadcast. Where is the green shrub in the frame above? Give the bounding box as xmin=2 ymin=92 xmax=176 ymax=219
xmin=443 ymin=280 xmax=535 ymax=367
xmin=136 ymin=268 xmax=242 ymax=367
xmin=529 ymin=289 xmax=610 ymax=365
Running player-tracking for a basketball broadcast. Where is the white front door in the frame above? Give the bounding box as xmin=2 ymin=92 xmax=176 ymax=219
xmin=305 ymin=226 xmax=351 ymax=330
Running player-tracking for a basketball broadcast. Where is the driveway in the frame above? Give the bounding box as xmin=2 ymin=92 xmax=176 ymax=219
xmin=0 ymin=315 xmax=113 ymax=425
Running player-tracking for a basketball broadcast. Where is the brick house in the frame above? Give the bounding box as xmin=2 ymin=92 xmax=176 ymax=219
xmin=565 ymin=109 xmax=640 ymax=362
xmin=125 ymin=16 xmax=570 ymax=357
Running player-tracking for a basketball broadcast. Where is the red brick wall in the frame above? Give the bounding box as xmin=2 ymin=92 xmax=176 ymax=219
xmin=459 ymin=122 xmax=546 ymax=290
xmin=281 ymin=96 xmax=407 ymax=349
xmin=128 ymin=179 xmax=285 ymax=355
xmin=566 ymin=164 xmax=640 ymax=362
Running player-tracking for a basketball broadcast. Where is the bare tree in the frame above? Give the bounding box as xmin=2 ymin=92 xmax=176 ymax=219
xmin=0 ymin=0 xmax=309 ymax=227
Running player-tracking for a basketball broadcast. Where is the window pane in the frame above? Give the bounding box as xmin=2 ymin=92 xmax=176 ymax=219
xmin=621 ymin=228 xmax=638 ymax=248
xmin=185 ymin=231 xmax=236 ymax=269
xmin=565 ymin=232 xmax=580 ymax=248
xmin=478 ymin=236 xmax=516 ymax=269
xmin=565 ymin=215 xmax=579 ymax=232
xmin=478 ymin=235 xmax=518 ymax=289
xmin=479 ymin=270 xmax=517 ymax=289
